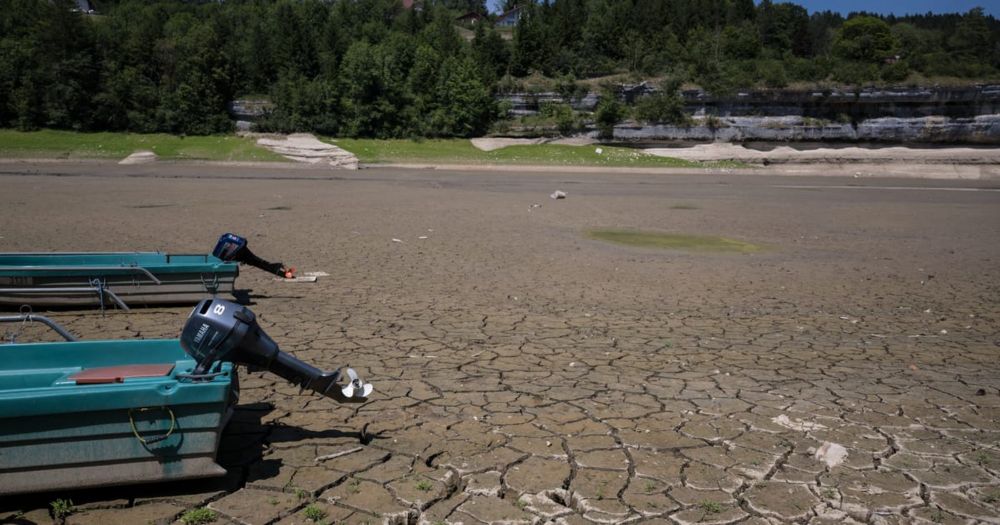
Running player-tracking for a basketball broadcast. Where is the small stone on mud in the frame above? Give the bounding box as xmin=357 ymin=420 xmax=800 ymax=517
xmin=975 ymin=388 xmax=986 ymax=396
xmin=814 ymin=442 xmax=848 ymax=468
xmin=772 ymin=414 xmax=826 ymax=432
xmin=550 ymin=190 xmax=567 ymax=199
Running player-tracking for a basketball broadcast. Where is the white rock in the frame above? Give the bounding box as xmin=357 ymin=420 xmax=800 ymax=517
xmin=119 ymin=150 xmax=157 ymax=165
xmin=256 ymin=133 xmax=358 ymax=169
xmin=815 ymin=442 xmax=849 ymax=468
xmin=771 ymin=414 xmax=827 ymax=432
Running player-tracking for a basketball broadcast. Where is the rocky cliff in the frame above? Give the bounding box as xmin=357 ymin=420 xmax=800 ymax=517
xmin=499 ymin=85 xmax=1000 ymax=144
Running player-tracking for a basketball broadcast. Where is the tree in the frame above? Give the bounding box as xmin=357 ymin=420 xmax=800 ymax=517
xmin=472 ymin=22 xmax=510 ymax=83
xmin=510 ymin=1 xmax=549 ymax=76
xmin=723 ymin=21 xmax=761 ymax=60
xmin=727 ymin=0 xmax=755 ymax=24
xmin=758 ymin=0 xmax=810 ymax=56
xmin=158 ymin=21 xmax=234 ymax=134
xmin=949 ymin=8 xmax=992 ymax=58
xmin=833 ymin=16 xmax=898 ymax=63
xmin=633 ymin=78 xmax=686 ymax=124
xmin=258 ymin=73 xmax=340 ymax=135
xmin=427 ymin=56 xmax=496 ymax=137
xmin=594 ymin=87 xmax=626 ymax=139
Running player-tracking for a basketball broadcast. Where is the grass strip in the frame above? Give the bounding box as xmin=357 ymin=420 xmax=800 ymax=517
xmin=0 ymin=130 xmax=287 ymax=162
xmin=587 ymin=229 xmax=762 ymax=253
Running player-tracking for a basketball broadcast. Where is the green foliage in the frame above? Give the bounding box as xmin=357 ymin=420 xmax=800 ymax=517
xmin=757 ymin=0 xmax=810 ymax=56
xmin=0 ymin=0 xmax=997 ymax=138
xmin=723 ymin=22 xmax=761 ymax=60
xmin=633 ymin=79 xmax=686 ymax=124
xmin=594 ymin=90 xmax=626 ymax=139
xmin=950 ymin=8 xmax=992 ymax=58
xmin=180 ymin=508 xmax=217 ymax=525
xmin=699 ymin=500 xmax=725 ymax=513
xmin=257 ymin=74 xmax=339 ymax=135
xmin=425 ymin=56 xmax=498 ymax=137
xmin=472 ymin=23 xmax=510 ymax=84
xmin=540 ymin=102 xmax=579 ymax=135
xmin=588 ymin=230 xmax=762 ymax=253
xmin=832 ymin=60 xmax=879 ymax=85
xmin=834 ymin=16 xmax=898 ymax=63
xmin=49 ymin=499 xmax=73 ymax=520
xmin=554 ymin=74 xmax=587 ymax=101
xmin=758 ymin=59 xmax=789 ymax=88
xmin=511 ymin=1 xmax=549 ymax=76
xmin=414 ymin=479 xmax=434 ymax=492
xmin=302 ymin=504 xmax=327 ymax=523
xmin=0 ymin=130 xmax=286 ymax=162
xmin=881 ymin=60 xmax=910 ymax=83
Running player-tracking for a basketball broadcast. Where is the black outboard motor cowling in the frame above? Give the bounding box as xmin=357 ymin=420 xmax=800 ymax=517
xmin=180 ymin=299 xmax=372 ymax=403
xmin=213 ymin=233 xmax=295 ymax=278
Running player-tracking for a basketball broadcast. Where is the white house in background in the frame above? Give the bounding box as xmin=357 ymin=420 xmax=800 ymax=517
xmin=72 ymin=0 xmax=95 ymax=13
xmin=495 ymin=6 xmax=522 ymax=27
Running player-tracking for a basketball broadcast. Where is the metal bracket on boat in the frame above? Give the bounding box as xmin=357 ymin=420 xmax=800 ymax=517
xmin=0 ymin=310 xmax=78 ymax=342
xmin=128 ymin=406 xmax=176 ymax=445
xmin=200 ymin=273 xmax=220 ymax=295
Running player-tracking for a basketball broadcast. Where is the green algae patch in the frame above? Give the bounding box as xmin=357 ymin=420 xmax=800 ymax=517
xmin=587 ymin=229 xmax=761 ymax=253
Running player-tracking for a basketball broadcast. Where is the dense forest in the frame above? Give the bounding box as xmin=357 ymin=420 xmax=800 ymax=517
xmin=1 ymin=0 xmax=998 ymax=137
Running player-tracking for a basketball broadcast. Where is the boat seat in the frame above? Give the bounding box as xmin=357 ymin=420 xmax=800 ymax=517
xmin=69 ymin=364 xmax=175 ymax=384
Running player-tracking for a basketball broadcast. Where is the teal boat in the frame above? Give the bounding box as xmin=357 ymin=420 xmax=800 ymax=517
xmin=0 ymin=252 xmax=238 ymax=309
xmin=0 ymin=299 xmax=372 ymax=496
xmin=0 ymin=315 xmax=237 ymax=495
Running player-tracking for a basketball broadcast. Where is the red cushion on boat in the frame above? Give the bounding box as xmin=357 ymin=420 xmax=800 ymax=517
xmin=70 ymin=364 xmax=175 ymax=384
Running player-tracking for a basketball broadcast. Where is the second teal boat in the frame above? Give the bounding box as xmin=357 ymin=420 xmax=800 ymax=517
xmin=0 ymin=252 xmax=238 ymax=309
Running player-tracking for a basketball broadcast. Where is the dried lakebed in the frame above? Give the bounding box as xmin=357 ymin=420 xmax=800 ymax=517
xmin=0 ymin=166 xmax=997 ymax=524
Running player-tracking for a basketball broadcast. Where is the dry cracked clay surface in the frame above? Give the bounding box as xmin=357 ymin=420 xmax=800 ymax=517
xmin=0 ymin=166 xmax=998 ymax=524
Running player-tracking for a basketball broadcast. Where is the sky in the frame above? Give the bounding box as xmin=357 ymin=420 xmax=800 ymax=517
xmin=781 ymin=1 xmax=998 ymax=17
xmin=485 ymin=1 xmax=999 ymax=17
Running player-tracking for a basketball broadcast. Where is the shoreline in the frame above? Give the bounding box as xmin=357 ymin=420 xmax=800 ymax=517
xmin=0 ymin=157 xmax=997 ymax=181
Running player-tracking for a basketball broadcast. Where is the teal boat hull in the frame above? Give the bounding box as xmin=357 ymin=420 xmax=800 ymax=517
xmin=0 ymin=252 xmax=239 ymax=307
xmin=0 ymin=339 xmax=237 ymax=495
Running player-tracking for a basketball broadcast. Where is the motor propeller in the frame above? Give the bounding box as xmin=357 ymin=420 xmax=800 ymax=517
xmin=213 ymin=233 xmax=295 ymax=278
xmin=179 ymin=299 xmax=372 ymax=403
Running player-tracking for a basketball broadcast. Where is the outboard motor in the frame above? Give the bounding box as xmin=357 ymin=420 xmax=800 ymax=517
xmin=180 ymin=299 xmax=372 ymax=403
xmin=213 ymin=233 xmax=295 ymax=278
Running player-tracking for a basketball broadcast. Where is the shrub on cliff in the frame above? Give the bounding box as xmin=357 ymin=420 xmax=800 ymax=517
xmin=633 ymin=78 xmax=687 ymax=125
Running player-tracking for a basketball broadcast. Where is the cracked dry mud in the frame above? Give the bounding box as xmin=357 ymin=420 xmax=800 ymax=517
xmin=0 ymin=168 xmax=998 ymax=524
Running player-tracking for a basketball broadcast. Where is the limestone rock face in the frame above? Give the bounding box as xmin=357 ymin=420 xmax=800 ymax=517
xmin=613 ymin=114 xmax=1000 ymax=143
